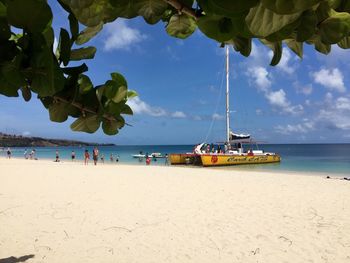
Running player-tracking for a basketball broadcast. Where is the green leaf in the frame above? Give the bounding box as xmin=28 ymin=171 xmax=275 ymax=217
xmin=260 ymin=39 xmax=282 ymax=66
xmin=246 ymin=3 xmax=302 ymax=37
xmin=62 ymin=64 xmax=88 ymax=76
xmin=0 ymin=2 xmax=6 ymax=18
xmin=296 ymin=10 xmax=317 ymax=42
xmin=111 ymin=72 xmax=128 ymax=88
xmin=70 ymin=114 xmax=101 ymax=133
xmin=61 ymin=0 xmax=119 ymax=27
xmin=78 ymin=74 xmax=93 ymax=94
xmin=166 ymin=14 xmax=197 ymax=39
xmin=69 ymin=13 xmax=79 ymax=41
xmin=127 ymin=90 xmax=138 ymax=98
xmin=313 ymin=36 xmax=331 ymax=54
xmin=70 ymin=47 xmax=96 ymax=61
xmin=338 ymin=36 xmax=350 ymax=48
xmin=57 ymin=28 xmax=71 ymax=66
xmin=229 ymin=37 xmax=252 ymax=57
xmin=7 ymin=0 xmax=52 ymax=32
xmin=135 ymin=0 xmax=168 ymax=24
xmin=265 ymin=18 xmax=301 ymax=42
xmin=20 ymin=86 xmax=32 ymax=102
xmin=121 ymin=104 xmax=133 ymax=115
xmin=109 ymin=0 xmax=139 ymax=19
xmin=76 ymin=22 xmax=103 ymax=45
xmin=49 ymin=101 xmax=69 ymax=123
xmin=102 ymin=119 xmax=119 ymax=135
xmin=319 ymin=11 xmax=350 ymax=44
xmin=112 ymin=85 xmax=127 ymax=103
xmin=198 ymin=15 xmax=236 ymax=42
xmin=261 ymin=0 xmax=322 ymax=14
xmin=199 ymin=0 xmax=259 ymax=16
xmin=0 ymin=57 xmax=25 ymax=97
xmin=30 ymin=48 xmax=65 ymax=97
xmin=104 ymin=80 xmax=128 ymax=103
xmin=284 ymin=39 xmax=303 ymax=58
xmin=0 ymin=18 xmax=11 ymax=40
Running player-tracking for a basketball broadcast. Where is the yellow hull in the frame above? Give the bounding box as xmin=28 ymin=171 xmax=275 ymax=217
xmin=200 ymin=154 xmax=281 ymax=167
xmin=169 ymin=153 xmax=197 ymax=165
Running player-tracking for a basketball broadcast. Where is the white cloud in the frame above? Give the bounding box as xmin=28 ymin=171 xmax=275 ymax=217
xmin=265 ymin=89 xmax=303 ymax=115
xmin=315 ymin=95 xmax=350 ymax=130
xmin=312 ymin=68 xmax=346 ymax=93
xmin=335 ymin=97 xmax=350 ymax=111
xmin=275 ymin=119 xmax=314 ymax=135
xmin=266 ymin=89 xmax=287 ymax=108
xmin=103 ymin=20 xmax=147 ymax=51
xmin=171 ymin=111 xmax=186 ymax=118
xmin=212 ymin=113 xmax=225 ymax=120
xmin=128 ymin=97 xmax=189 ymax=119
xmin=128 ymin=97 xmax=167 ymax=117
xmin=247 ymin=66 xmax=271 ymax=91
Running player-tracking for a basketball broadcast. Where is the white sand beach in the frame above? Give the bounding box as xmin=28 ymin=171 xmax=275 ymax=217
xmin=0 ymin=158 xmax=349 ymax=262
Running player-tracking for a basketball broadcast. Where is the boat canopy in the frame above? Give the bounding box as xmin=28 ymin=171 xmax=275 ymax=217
xmin=229 ymin=131 xmax=250 ymax=141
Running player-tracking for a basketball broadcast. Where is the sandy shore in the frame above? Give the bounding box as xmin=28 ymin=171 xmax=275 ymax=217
xmin=0 ymin=159 xmax=349 ymax=262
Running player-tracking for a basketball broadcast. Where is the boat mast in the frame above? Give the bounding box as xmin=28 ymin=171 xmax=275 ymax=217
xmin=225 ymin=45 xmax=230 ymax=143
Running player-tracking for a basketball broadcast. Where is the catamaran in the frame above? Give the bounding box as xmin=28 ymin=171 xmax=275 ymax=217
xmin=170 ymin=46 xmax=281 ymax=167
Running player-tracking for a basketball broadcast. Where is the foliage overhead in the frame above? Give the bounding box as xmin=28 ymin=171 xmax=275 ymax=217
xmin=0 ymin=0 xmax=350 ymax=135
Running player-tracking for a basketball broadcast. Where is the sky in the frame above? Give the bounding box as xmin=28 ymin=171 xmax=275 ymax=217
xmin=1 ymin=2 xmax=350 ymax=145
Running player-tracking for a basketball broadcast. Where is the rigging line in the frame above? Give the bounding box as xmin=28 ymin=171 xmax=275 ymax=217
xmin=203 ymin=53 xmax=226 ymax=142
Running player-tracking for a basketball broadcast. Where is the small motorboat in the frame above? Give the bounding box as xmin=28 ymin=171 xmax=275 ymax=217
xmin=132 ymin=152 xmax=165 ymax=158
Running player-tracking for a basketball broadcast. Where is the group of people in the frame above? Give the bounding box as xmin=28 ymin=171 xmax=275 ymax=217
xmin=24 ymin=149 xmax=37 ymax=159
xmin=83 ymin=148 xmax=119 ymax=165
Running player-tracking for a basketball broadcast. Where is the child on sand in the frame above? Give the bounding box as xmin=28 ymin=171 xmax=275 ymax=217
xmin=84 ymin=150 xmax=90 ymax=165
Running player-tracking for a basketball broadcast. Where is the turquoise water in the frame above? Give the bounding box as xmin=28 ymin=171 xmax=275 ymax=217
xmin=1 ymin=144 xmax=350 ymax=175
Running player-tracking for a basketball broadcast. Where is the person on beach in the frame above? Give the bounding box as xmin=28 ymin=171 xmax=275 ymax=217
xmin=84 ymin=149 xmax=90 ymax=165
xmin=100 ymin=154 xmax=104 ymax=163
xmin=146 ymin=154 xmax=151 ymax=165
xmin=7 ymin=148 xmax=11 ymax=159
xmin=71 ymin=150 xmax=75 ymax=161
xmin=165 ymin=153 xmax=169 ymax=165
xmin=110 ymin=153 xmax=114 ymax=162
xmin=24 ymin=149 xmax=28 ymax=159
xmin=115 ymin=155 xmax=119 ymax=163
xmin=92 ymin=147 xmax=99 ymax=165
xmin=55 ymin=150 xmax=60 ymax=162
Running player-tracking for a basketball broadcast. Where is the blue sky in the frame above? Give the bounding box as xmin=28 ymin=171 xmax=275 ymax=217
xmin=1 ymin=2 xmax=350 ymax=145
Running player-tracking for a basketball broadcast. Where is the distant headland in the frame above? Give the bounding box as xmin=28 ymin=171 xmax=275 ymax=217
xmin=0 ymin=132 xmax=115 ymax=147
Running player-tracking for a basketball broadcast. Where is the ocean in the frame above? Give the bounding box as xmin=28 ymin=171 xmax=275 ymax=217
xmin=1 ymin=144 xmax=350 ymax=176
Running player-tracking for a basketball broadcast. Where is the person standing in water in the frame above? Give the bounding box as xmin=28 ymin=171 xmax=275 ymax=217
xmin=100 ymin=153 xmax=104 ymax=163
xmin=92 ymin=147 xmax=99 ymax=165
xmin=55 ymin=150 xmax=60 ymax=162
xmin=71 ymin=150 xmax=76 ymax=161
xmin=84 ymin=149 xmax=90 ymax=165
xmin=7 ymin=148 xmax=11 ymax=159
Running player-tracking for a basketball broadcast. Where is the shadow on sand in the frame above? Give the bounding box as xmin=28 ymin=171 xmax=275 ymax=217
xmin=0 ymin=255 xmax=35 ymax=263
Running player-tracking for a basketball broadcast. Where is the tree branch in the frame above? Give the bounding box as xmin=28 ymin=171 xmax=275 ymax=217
xmin=163 ymin=0 xmax=198 ymax=19
xmin=53 ymin=96 xmax=132 ymax=126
